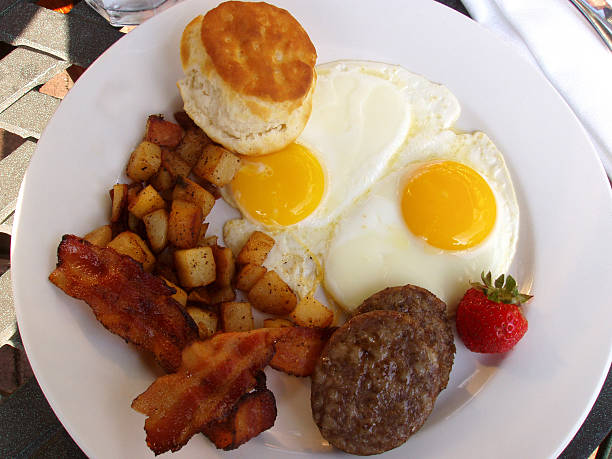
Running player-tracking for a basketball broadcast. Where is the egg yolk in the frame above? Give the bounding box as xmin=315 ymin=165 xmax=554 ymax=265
xmin=401 ymin=161 xmax=496 ymax=250
xmin=231 ymin=143 xmax=325 ymax=227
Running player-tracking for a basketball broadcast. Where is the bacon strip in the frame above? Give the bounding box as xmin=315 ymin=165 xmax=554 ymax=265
xmin=202 ymin=389 xmax=277 ymax=450
xmin=49 ymin=234 xmax=197 ymax=373
xmin=269 ymin=326 xmax=335 ymax=377
xmin=131 ymin=328 xmax=287 ymax=454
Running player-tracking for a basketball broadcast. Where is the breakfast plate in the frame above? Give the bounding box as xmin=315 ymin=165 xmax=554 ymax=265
xmin=11 ymin=0 xmax=612 ymax=457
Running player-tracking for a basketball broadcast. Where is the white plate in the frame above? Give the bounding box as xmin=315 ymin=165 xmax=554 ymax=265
xmin=11 ymin=0 xmax=612 ymax=457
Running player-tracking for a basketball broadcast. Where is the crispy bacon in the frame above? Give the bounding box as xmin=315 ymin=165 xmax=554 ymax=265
xmin=269 ymin=326 xmax=335 ymax=377
xmin=131 ymin=328 xmax=287 ymax=454
xmin=202 ymin=389 xmax=277 ymax=450
xmin=49 ymin=234 xmax=197 ymax=373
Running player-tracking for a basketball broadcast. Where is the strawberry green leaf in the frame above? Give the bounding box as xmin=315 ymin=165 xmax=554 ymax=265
xmin=505 ymin=275 xmax=517 ymax=292
xmin=472 ymin=271 xmax=533 ymax=305
xmin=495 ymin=274 xmax=504 ymax=288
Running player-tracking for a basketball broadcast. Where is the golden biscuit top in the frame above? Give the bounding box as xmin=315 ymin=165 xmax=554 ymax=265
xmin=199 ymin=1 xmax=316 ymax=103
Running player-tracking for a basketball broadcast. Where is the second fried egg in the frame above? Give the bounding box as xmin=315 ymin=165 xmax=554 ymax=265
xmin=323 ymin=131 xmax=519 ymax=313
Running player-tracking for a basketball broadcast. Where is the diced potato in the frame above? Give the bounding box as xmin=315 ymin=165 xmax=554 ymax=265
xmin=235 ymin=264 xmax=267 ymax=292
xmin=193 ymin=144 xmax=241 ymax=186
xmin=158 ymin=188 xmax=173 ymax=203
xmin=127 ymin=183 xmax=143 ymax=207
xmin=155 ymin=245 xmax=175 ymax=266
xmin=145 ymin=115 xmax=184 ymax=148
xmin=161 ymin=277 xmax=187 ymax=307
xmin=263 ymin=318 xmax=294 ymax=328
xmin=200 ymin=179 xmax=221 ymax=200
xmin=173 ymin=111 xmax=198 ymax=130
xmin=290 ymin=295 xmax=334 ymax=328
xmin=188 ymin=285 xmax=235 ymax=305
xmin=186 ymin=306 xmax=218 ymax=339
xmin=201 ymin=235 xmax=218 ymax=247
xmin=172 ymin=176 xmax=215 ymax=218
xmin=220 ymin=302 xmax=254 ymax=332
xmin=142 ymin=208 xmax=169 ymax=253
xmin=109 ymin=184 xmax=128 ymax=223
xmin=128 ymin=185 xmax=166 ymax=219
xmin=175 ymin=129 xmax=211 ymax=167
xmin=162 ymin=149 xmax=192 ymax=179
xmin=84 ymin=225 xmax=112 ymax=247
xmin=248 ymin=271 xmax=297 ymax=315
xmin=107 ymin=231 xmax=155 ymax=272
xmin=187 ymin=287 xmax=211 ymax=304
xmin=207 ymin=285 xmax=236 ymax=304
xmin=196 ymin=223 xmax=210 ymax=247
xmin=126 ymin=141 xmax=162 ymax=182
xmin=149 ymin=166 xmax=175 ymax=192
xmin=174 ymin=246 xmax=216 ymax=288
xmin=211 ymin=245 xmax=235 ymax=288
xmin=236 ymin=231 xmax=275 ymax=266
xmin=127 ymin=212 xmax=145 ymax=237
xmin=154 ymin=262 xmax=178 ymax=286
xmin=167 ymin=200 xmax=203 ymax=249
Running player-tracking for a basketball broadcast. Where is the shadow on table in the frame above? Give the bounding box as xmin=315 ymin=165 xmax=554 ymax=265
xmin=0 ymin=374 xmax=86 ymax=458
xmin=0 ymin=0 xmax=123 ymax=68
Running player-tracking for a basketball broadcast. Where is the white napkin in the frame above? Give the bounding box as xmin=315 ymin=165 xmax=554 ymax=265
xmin=461 ymin=0 xmax=612 ymax=177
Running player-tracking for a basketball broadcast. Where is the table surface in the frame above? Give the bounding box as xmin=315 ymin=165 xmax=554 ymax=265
xmin=0 ymin=0 xmax=609 ymax=457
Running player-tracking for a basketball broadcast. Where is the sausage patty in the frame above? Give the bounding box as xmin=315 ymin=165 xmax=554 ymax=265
xmin=311 ymin=310 xmax=449 ymax=456
xmin=354 ymin=284 xmax=455 ymax=392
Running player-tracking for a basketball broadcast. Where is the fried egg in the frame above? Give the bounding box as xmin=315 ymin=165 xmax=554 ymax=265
xmin=224 ymin=217 xmax=322 ymax=298
xmin=224 ymin=60 xmax=461 ymax=296
xmin=323 ymin=131 xmax=519 ymax=313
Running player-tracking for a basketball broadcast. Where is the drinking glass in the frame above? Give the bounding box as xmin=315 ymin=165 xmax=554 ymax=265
xmin=84 ymin=0 xmax=179 ymax=26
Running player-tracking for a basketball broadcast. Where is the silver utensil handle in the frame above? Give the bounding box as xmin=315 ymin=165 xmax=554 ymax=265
xmin=569 ymin=0 xmax=612 ymax=51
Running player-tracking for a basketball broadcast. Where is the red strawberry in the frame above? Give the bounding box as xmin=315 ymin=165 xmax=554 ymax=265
xmin=456 ymin=272 xmax=532 ymax=353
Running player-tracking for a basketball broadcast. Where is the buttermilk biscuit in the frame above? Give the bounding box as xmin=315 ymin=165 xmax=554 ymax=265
xmin=178 ymin=1 xmax=317 ymax=155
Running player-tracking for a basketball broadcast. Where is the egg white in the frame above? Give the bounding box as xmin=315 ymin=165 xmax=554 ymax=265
xmin=323 ymin=131 xmax=519 ymax=314
xmin=224 ymin=60 xmax=462 ymax=299
xmin=223 ymin=218 xmax=321 ymax=298
xmin=296 ymin=60 xmax=461 ymax=228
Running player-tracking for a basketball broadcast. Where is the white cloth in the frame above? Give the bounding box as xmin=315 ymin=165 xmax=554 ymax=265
xmin=461 ymin=0 xmax=612 ymax=177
